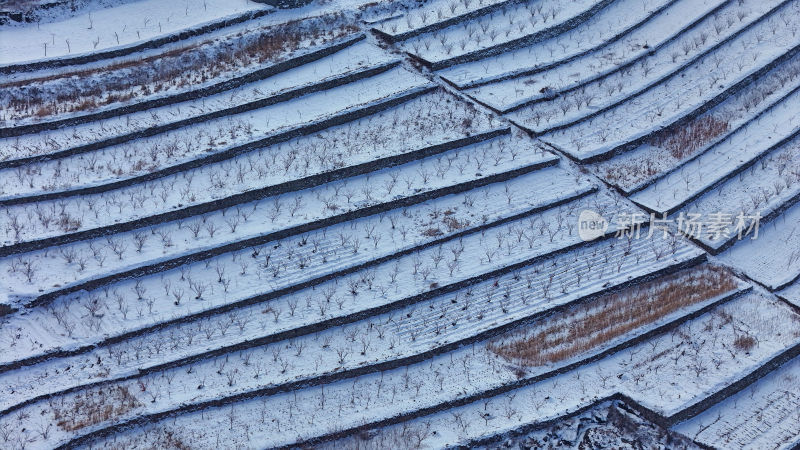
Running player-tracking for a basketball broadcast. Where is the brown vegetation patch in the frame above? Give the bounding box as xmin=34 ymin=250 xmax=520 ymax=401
xmin=650 ymin=115 xmax=729 ymax=160
xmin=488 ymin=265 xmax=739 ymax=367
xmin=422 ymin=227 xmax=443 ymax=237
xmin=442 ymin=215 xmax=469 ymax=232
xmin=734 ymin=334 xmax=757 ymax=352
xmin=599 ymin=115 xmax=730 ymax=188
xmin=3 ymin=13 xmax=358 ymax=120
xmin=52 ymin=385 xmax=141 ymax=431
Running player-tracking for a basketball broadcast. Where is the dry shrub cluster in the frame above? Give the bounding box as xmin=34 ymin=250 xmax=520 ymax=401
xmin=600 ymin=115 xmax=729 ymax=186
xmin=733 ymin=334 xmax=756 ymax=352
xmin=650 ymin=116 xmax=729 ymax=160
xmin=488 ymin=265 xmax=738 ymax=367
xmin=51 ymin=385 xmax=141 ymax=431
xmin=599 ymin=157 xmax=660 ymax=187
xmin=421 ymin=208 xmax=472 ymax=237
xmin=3 ymin=13 xmax=358 ymax=120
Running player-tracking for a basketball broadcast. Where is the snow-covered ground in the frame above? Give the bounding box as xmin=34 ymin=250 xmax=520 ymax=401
xmin=72 ymin=292 xmax=799 ymax=449
xmin=396 ymin=0 xmax=601 ymax=67
xmin=458 ymin=0 xmax=720 ymax=108
xmin=440 ymin=0 xmax=708 ymax=90
xmin=630 ymin=80 xmax=800 ymax=216
xmin=2 ymin=0 xmax=800 ymax=448
xmin=593 ymin=51 xmax=800 ymax=196
xmin=717 ymin=201 xmax=800 ymax=290
xmin=539 ymin=0 xmax=800 ymax=161
xmin=779 ymin=280 xmax=800 ymax=307
xmin=0 ymin=153 xmax=576 ymax=364
xmin=0 ymin=40 xmax=397 ymax=185
xmin=0 ymin=0 xmax=267 ymax=65
xmin=674 ymin=355 xmax=800 ymax=450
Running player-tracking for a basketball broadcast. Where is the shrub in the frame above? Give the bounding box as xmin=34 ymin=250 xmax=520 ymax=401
xmin=733 ymin=334 xmax=756 ymax=352
xmin=488 ymin=265 xmax=738 ymax=367
xmin=650 ymin=115 xmax=729 ymax=160
xmin=52 ymin=386 xmax=141 ymax=431
xmin=2 ymin=14 xmax=359 ymax=120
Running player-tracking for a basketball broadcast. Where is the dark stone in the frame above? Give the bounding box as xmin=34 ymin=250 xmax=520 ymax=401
xmin=251 ymin=0 xmax=314 ymax=9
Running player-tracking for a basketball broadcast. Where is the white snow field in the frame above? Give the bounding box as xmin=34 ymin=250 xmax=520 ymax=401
xmin=0 ymin=0 xmax=267 ymax=66
xmin=1 ymin=0 xmax=799 ymax=449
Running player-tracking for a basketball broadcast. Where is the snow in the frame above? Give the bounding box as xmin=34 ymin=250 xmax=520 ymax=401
xmin=70 ymin=292 xmax=800 ymax=449
xmin=0 ymin=41 xmax=397 ymax=192
xmin=592 ymin=51 xmax=800 ymax=196
xmin=1 ymin=35 xmax=389 ymax=129
xmin=457 ymin=0 xmax=714 ymax=108
xmin=778 ymin=280 xmax=800 ymax=308
xmin=0 ymin=66 xmax=434 ymax=244
xmin=539 ymin=0 xmax=800 ymax=161
xmin=467 ymin=400 xmax=701 ymax=449
xmin=439 ymin=0 xmax=723 ymax=90
xmin=2 ymin=212 xmax=703 ymax=448
xmin=0 ymin=0 xmax=267 ymax=66
xmin=0 ymin=150 xmax=575 ymax=366
xmin=2 ymin=0 xmax=800 ymax=447
xmin=630 ymin=80 xmax=800 ymax=216
xmin=674 ymin=355 xmax=800 ymax=450
xmin=717 ymin=201 xmax=800 ymax=290
xmin=397 ymin=0 xmax=600 ymax=67
xmin=508 ymin=0 xmax=786 ymax=135
xmin=373 ymin=0 xmax=509 ymax=38
xmin=0 ymin=168 xmax=596 ymax=415
xmin=0 ymin=118 xmax=518 ymax=308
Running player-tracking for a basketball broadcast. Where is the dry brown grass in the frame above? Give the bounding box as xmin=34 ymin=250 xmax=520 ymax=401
xmin=52 ymin=385 xmax=141 ymax=431
xmin=599 ymin=115 xmax=730 ymax=188
xmin=488 ymin=265 xmax=738 ymax=367
xmin=3 ymin=13 xmax=358 ymax=120
xmin=734 ymin=334 xmax=757 ymax=352
xmin=650 ymin=115 xmax=729 ymax=160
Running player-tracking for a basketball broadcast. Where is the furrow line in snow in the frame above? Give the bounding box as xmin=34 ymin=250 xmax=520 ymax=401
xmin=412 ymin=0 xmax=616 ymax=71
xmin=55 ymin=253 xmax=722 ymax=450
xmin=0 ymin=166 xmax=582 ymax=376
xmin=666 ymin=339 xmax=800 ymax=426
xmin=0 ymin=9 xmax=274 ymax=75
xmin=525 ymin=0 xmax=794 ymax=139
xmin=542 ymin=40 xmax=800 ymax=163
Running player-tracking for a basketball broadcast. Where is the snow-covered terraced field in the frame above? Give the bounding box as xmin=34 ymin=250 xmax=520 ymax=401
xmin=0 ymin=12 xmax=364 ymax=128
xmin=438 ymin=2 xmax=708 ymax=90
xmin=504 ymin=0 xmax=788 ymax=132
xmin=0 ymin=0 xmax=267 ymax=66
xmin=454 ymin=0 xmax=720 ymax=100
xmin=717 ymin=201 xmax=800 ymax=290
xmin=1 ymin=0 xmax=799 ymax=448
xmin=675 ymin=355 xmax=800 ymax=450
xmin=393 ymin=0 xmax=606 ymax=70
